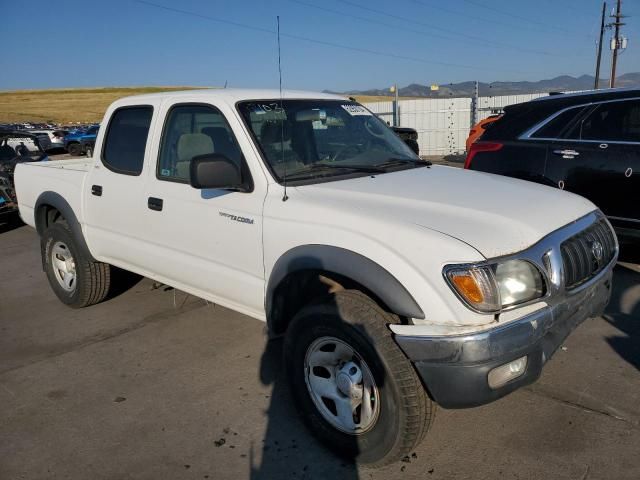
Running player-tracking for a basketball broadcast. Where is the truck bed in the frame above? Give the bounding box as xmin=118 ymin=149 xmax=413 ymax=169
xmin=29 ymin=158 xmax=93 ymax=172
xmin=15 ymin=159 xmax=91 ymax=229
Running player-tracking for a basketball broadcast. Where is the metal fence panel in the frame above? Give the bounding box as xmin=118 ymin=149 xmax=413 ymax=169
xmin=364 ymin=101 xmax=394 ymax=125
xmin=398 ymin=98 xmax=472 ymax=155
xmin=364 ymin=97 xmax=472 ymax=155
xmin=476 ymin=93 xmax=548 ymax=121
xmin=364 ymin=92 xmax=576 ymax=156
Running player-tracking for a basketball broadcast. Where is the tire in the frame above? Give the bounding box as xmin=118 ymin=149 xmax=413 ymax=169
xmin=42 ymin=221 xmax=111 ymax=308
xmin=284 ymin=290 xmax=435 ymax=466
xmin=67 ymin=143 xmax=82 ymax=156
xmin=406 ymin=139 xmax=419 ymax=155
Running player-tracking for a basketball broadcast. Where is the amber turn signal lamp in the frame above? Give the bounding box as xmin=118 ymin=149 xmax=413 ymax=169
xmin=451 ymin=274 xmax=484 ymax=304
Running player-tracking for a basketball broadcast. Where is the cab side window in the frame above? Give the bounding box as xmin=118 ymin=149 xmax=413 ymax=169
xmin=102 ymin=106 xmax=153 ymax=175
xmin=157 ymin=104 xmax=243 ymax=182
xmin=531 ymin=106 xmax=585 ymax=139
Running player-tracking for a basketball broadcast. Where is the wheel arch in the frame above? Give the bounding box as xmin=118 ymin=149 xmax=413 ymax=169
xmin=35 ymin=191 xmax=95 ymax=264
xmin=266 ymin=244 xmax=424 ymax=335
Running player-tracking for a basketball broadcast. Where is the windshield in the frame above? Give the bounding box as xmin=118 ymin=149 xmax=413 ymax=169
xmin=237 ymin=100 xmax=422 ymax=183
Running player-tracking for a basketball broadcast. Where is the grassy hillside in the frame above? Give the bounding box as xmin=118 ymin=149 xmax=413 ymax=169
xmin=0 ymin=87 xmax=402 ymax=124
xmin=0 ymin=87 xmax=209 ymax=124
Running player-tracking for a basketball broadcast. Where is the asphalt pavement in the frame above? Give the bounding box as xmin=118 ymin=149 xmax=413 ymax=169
xmin=0 ymin=223 xmax=639 ymax=480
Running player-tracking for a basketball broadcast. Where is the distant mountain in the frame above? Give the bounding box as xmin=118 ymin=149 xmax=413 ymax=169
xmin=327 ymin=73 xmax=640 ymax=98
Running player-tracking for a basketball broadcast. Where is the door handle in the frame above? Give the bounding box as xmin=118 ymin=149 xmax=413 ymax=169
xmin=552 ymin=149 xmax=580 ymax=158
xmin=91 ymin=185 xmax=102 ymax=196
xmin=148 ymin=197 xmax=163 ymax=211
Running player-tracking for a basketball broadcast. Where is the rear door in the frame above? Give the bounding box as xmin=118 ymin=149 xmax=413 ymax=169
xmin=84 ymin=103 xmax=159 ymax=271
xmin=471 ymin=105 xmax=586 ymax=186
xmin=545 ymin=98 xmax=640 ymax=221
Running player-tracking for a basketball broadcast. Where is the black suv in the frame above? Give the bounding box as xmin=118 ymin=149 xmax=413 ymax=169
xmin=466 ymin=89 xmax=639 ymax=242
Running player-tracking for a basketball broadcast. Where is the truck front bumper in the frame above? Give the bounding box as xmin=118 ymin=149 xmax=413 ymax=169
xmin=394 ymin=267 xmax=613 ymax=408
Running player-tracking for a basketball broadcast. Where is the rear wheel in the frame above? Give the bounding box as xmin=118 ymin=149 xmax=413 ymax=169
xmin=67 ymin=143 xmax=82 ymax=156
xmin=43 ymin=221 xmax=111 ymax=308
xmin=284 ymin=290 xmax=434 ymax=466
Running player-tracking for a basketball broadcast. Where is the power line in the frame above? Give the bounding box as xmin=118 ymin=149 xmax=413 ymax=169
xmin=132 ymin=0 xmax=539 ymax=75
xmin=337 ymin=0 xmax=556 ymax=56
xmin=406 ymin=0 xmax=557 ymax=34
xmin=288 ymin=0 xmax=461 ymax=44
xmin=460 ymin=0 xmax=589 ymax=36
xmin=291 ymin=0 xmax=570 ymax=57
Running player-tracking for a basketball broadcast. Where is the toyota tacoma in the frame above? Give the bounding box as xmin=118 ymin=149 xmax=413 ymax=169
xmin=14 ymin=89 xmax=617 ymax=465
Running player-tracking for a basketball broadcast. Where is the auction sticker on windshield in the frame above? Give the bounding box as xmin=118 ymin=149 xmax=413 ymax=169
xmin=341 ymin=105 xmax=371 ymax=116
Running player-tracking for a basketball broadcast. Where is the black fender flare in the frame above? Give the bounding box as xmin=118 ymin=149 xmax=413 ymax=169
xmin=266 ymin=244 xmax=425 ymax=324
xmin=34 ymin=191 xmax=95 ymax=263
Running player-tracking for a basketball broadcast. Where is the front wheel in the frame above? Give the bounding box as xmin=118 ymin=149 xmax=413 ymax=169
xmin=284 ymin=290 xmax=435 ymax=466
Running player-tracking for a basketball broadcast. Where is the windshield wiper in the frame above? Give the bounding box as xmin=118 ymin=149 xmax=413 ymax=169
xmin=285 ymin=163 xmax=385 ymax=179
xmin=374 ymin=158 xmax=431 ymax=169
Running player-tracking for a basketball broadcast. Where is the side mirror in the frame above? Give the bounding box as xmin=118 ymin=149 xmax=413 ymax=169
xmin=189 ymin=154 xmax=244 ymax=190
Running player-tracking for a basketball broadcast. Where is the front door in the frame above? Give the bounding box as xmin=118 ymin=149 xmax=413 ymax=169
xmin=140 ymin=101 xmax=267 ymax=318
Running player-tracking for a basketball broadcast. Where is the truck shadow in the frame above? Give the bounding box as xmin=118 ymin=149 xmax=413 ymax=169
xmin=0 ymin=216 xmax=24 ymax=234
xmin=602 ymin=259 xmax=640 ymax=371
xmin=104 ymin=266 xmax=143 ymax=301
xmin=251 ymin=336 xmax=361 ymax=480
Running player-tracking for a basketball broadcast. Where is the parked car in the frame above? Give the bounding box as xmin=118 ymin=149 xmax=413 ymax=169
xmin=30 ymin=129 xmax=69 ymax=151
xmin=80 ymin=135 xmax=96 ymax=157
xmin=18 ymin=130 xmax=52 ymax=152
xmin=64 ymin=125 xmax=99 ymax=156
xmin=466 ymin=114 xmax=501 ymax=151
xmin=465 ymin=88 xmax=639 ymax=242
xmin=0 ymin=172 xmax=17 ymax=222
xmin=15 ymin=89 xmax=617 ymax=465
xmin=390 ymin=126 xmax=419 ymax=155
xmin=0 ymin=129 xmax=48 ymax=220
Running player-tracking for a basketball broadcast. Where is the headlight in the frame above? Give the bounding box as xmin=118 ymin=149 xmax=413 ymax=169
xmin=494 ymin=260 xmax=545 ymax=308
xmin=445 ymin=260 xmax=545 ymax=313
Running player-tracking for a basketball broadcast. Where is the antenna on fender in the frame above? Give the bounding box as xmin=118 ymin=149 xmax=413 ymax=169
xmin=277 ymin=15 xmax=288 ymax=202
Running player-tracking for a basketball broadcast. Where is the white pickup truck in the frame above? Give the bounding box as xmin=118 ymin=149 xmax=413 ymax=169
xmin=15 ymin=89 xmax=617 ymax=465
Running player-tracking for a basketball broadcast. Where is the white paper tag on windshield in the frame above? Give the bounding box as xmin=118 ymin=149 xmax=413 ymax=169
xmin=341 ymin=104 xmax=371 ymax=116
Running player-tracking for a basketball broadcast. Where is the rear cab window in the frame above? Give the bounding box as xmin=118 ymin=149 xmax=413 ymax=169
xmin=101 ymin=106 xmax=153 ymax=175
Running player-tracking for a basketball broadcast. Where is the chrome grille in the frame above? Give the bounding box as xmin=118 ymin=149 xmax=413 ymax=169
xmin=561 ymin=218 xmax=616 ymax=289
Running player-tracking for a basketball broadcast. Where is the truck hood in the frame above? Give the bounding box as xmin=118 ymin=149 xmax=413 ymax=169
xmin=298 ymin=165 xmax=596 ymax=259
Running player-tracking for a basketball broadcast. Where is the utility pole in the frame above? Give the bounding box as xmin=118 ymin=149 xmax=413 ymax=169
xmin=609 ymin=0 xmax=624 ymax=88
xmin=594 ymin=2 xmax=606 ymax=89
xmin=390 ymin=84 xmax=400 ymax=126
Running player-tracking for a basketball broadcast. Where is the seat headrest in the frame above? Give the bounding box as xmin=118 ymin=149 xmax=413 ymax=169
xmin=201 ymin=127 xmax=231 ymax=143
xmin=260 ymin=120 xmax=291 ymax=145
xmin=177 ymin=133 xmax=214 ymax=162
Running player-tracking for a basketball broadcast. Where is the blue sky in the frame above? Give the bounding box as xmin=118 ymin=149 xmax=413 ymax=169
xmin=1 ymin=0 xmax=638 ymax=91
